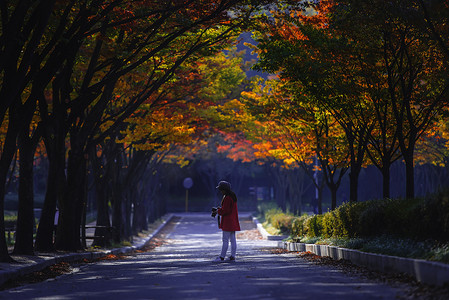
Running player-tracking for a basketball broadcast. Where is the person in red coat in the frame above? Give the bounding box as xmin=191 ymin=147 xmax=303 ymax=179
xmin=214 ymin=181 xmax=240 ymax=262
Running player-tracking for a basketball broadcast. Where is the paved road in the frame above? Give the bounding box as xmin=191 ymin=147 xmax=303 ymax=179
xmin=0 ymin=213 xmax=408 ymax=300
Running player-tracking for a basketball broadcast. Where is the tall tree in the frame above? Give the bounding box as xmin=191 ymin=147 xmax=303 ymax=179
xmin=1 ymin=0 xmax=272 ymax=258
xmin=242 ymin=79 xmax=349 ymax=210
xmin=249 ymin=1 xmax=374 ymax=202
xmin=250 ymin=0 xmax=449 ymax=201
xmin=333 ymin=0 xmax=449 ymax=198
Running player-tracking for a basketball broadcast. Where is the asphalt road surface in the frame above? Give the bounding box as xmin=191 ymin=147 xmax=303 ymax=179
xmin=0 ymin=213 xmax=409 ymax=300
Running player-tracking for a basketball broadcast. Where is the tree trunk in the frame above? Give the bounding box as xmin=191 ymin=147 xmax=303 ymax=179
xmin=111 ymin=155 xmax=124 ymax=243
xmin=123 ymin=192 xmax=133 ymax=241
xmin=35 ymin=120 xmax=66 ymax=252
xmin=317 ymin=183 xmax=323 ymax=215
xmin=272 ymin=166 xmax=288 ymax=211
xmin=0 ymin=183 xmax=14 ymax=261
xmin=347 ymin=136 xmax=365 ymax=203
xmin=132 ymin=199 xmax=147 ymax=234
xmin=348 ymin=167 xmax=360 ymax=203
xmin=0 ymin=112 xmax=21 ymax=262
xmin=55 ymin=148 xmax=86 ymax=251
xmin=287 ymin=168 xmax=308 ymax=215
xmin=330 ymin=184 xmax=337 ymax=211
xmin=404 ymin=151 xmax=415 ymax=199
xmin=90 ymin=147 xmax=112 ymax=248
xmin=342 ymin=122 xmax=369 ymax=204
xmin=131 ymin=180 xmax=147 ymax=233
xmin=381 ymin=164 xmax=391 ymax=199
xmin=92 ymin=185 xmax=112 ymax=247
xmin=80 ymin=185 xmax=87 ymax=249
xmin=320 ymin=163 xmax=347 ymax=211
xmin=13 ymin=128 xmax=36 ymax=255
xmin=111 ymin=193 xmax=123 ymax=244
xmin=35 ymin=158 xmax=61 ymax=252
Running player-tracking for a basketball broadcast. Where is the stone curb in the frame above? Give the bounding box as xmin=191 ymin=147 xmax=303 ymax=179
xmin=0 ymin=214 xmax=175 ymax=287
xmin=278 ymin=241 xmax=449 ymax=287
xmin=252 ymin=216 xmax=288 ymax=241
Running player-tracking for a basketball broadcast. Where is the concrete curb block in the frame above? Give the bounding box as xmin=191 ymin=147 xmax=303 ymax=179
xmin=252 ymin=216 xmax=288 ymax=240
xmin=0 ymin=213 xmax=175 ymax=287
xmin=278 ymin=241 xmax=449 ymax=287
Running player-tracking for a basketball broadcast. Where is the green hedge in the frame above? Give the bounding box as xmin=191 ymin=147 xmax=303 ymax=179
xmin=263 ymin=207 xmax=295 ymax=235
xmin=285 ymin=189 xmax=449 ymax=242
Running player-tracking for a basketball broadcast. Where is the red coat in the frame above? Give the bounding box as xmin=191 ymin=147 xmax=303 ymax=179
xmin=217 ymin=195 xmax=240 ymax=231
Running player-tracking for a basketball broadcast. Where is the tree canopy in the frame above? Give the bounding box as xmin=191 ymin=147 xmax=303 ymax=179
xmin=1 ymin=0 xmax=449 ymax=261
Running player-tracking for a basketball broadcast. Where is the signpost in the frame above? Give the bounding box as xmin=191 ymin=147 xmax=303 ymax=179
xmin=183 ymin=177 xmax=193 ymax=212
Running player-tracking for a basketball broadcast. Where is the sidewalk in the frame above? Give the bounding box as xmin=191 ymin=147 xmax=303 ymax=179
xmin=0 ymin=212 xmax=260 ymax=288
xmin=0 ymin=213 xmax=176 ymax=288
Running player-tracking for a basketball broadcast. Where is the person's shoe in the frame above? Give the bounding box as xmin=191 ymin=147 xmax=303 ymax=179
xmin=229 ymin=256 xmax=236 ymax=262
xmin=213 ymin=256 xmax=224 ymax=262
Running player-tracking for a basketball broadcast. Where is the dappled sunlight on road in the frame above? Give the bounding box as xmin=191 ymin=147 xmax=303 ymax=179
xmin=0 ymin=213 xmax=408 ymax=300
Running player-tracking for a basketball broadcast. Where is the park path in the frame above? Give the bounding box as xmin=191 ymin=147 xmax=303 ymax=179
xmin=0 ymin=213 xmax=408 ymax=300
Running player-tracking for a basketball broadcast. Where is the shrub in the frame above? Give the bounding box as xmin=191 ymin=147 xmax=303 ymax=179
xmin=322 ymin=211 xmax=336 ymax=238
xmin=383 ymin=197 xmax=422 ymax=236
xmin=357 ymin=192 xmax=449 ymax=240
xmin=285 ymin=190 xmax=449 ymax=264
xmin=358 ymin=199 xmax=390 ymax=237
xmin=257 ymin=202 xmax=279 ymax=221
xmin=321 ymin=201 xmax=371 ymax=238
xmin=291 ymin=215 xmax=310 ymax=238
xmin=263 ymin=207 xmax=295 ymax=234
xmin=317 ymin=237 xmax=365 ymax=249
xmin=271 ymin=213 xmax=295 ymax=234
xmin=300 ymin=236 xmax=320 ymax=244
xmin=431 ymin=244 xmax=449 ymax=263
xmin=333 ymin=208 xmax=347 ymax=237
xmin=407 ymin=190 xmax=449 ymax=241
xmin=340 ymin=201 xmax=371 ymax=237
xmin=259 ymin=204 xmax=297 ymax=235
xmin=264 ymin=207 xmax=283 ymax=225
xmin=268 ymin=189 xmax=449 ymax=243
xmin=304 ymin=214 xmax=323 ymax=237
xmin=359 ymin=236 xmax=432 ymax=259
xmin=339 ymin=238 xmax=366 ymax=250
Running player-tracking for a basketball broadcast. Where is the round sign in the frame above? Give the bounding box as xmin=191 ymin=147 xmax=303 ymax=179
xmin=183 ymin=177 xmax=193 ymax=189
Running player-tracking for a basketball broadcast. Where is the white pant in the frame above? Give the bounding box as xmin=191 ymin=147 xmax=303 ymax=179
xmin=220 ymin=231 xmax=236 ymax=258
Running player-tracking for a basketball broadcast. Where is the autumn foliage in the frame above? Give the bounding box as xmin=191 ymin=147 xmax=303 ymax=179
xmin=0 ymin=0 xmax=270 ymax=261
xmin=1 ymin=0 xmax=449 ymax=262
xmin=240 ymin=0 xmax=449 ymax=206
